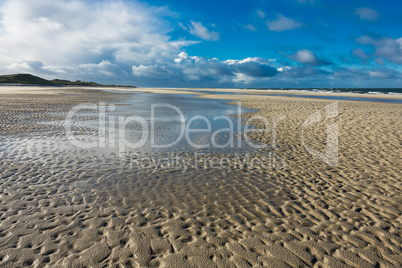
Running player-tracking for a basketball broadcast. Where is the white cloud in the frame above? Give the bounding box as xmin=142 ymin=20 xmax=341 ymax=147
xmin=244 ymin=24 xmax=257 ymax=31
xmin=7 ymin=61 xmax=45 ymax=72
xmin=288 ymin=49 xmax=332 ymax=66
xmin=267 ymin=14 xmax=302 ymax=32
xmin=354 ymin=8 xmax=379 ymax=22
xmin=132 ymin=64 xmax=173 ymax=78
xmin=78 ymin=60 xmax=126 ymax=77
xmin=277 ymin=66 xmax=291 ymax=72
xmin=233 ymin=73 xmax=252 ymax=84
xmin=174 ymin=52 xmax=189 ymax=64
xmin=187 ymin=21 xmax=220 ymax=41
xmin=0 ymin=0 xmax=193 ymax=80
xmin=334 ymin=67 xmax=401 ymax=80
xmin=225 ymin=57 xmax=275 ymax=65
xmin=369 ymin=71 xmax=388 ymax=78
xmin=256 ymin=9 xmax=265 ymax=19
xmin=34 ymin=17 xmax=64 ymax=31
xmin=289 ymin=50 xmax=316 ymax=64
xmin=357 ymin=35 xmax=402 ymax=64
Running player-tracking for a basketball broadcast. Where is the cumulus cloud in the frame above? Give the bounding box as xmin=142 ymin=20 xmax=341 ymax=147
xmin=288 ymin=49 xmax=332 ymax=66
xmin=187 ymin=21 xmax=220 ymax=41
xmin=132 ymin=64 xmax=174 ymax=78
xmin=78 ymin=60 xmax=127 ymax=77
xmin=357 ymin=35 xmax=402 ymax=64
xmin=267 ymin=14 xmax=302 ymax=32
xmin=225 ymin=57 xmax=276 ymax=66
xmin=133 ymin=53 xmax=278 ymax=84
xmin=7 ymin=61 xmax=46 ymax=72
xmin=0 ymin=0 xmax=193 ymax=80
xmin=354 ymin=8 xmax=379 ymax=22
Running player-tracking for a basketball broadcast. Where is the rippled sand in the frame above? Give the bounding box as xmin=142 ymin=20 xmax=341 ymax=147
xmin=0 ymin=87 xmax=401 ymax=267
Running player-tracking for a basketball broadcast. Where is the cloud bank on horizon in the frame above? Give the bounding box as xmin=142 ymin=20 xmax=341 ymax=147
xmin=0 ymin=0 xmax=402 ymax=88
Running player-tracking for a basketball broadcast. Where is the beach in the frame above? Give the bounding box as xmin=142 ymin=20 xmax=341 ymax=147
xmin=0 ymin=86 xmax=401 ymax=267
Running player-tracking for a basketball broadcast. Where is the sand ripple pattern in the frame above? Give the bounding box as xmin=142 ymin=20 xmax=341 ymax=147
xmin=0 ymin=90 xmax=401 ymax=267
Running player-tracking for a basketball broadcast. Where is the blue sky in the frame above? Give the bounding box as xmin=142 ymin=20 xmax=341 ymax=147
xmin=1 ymin=0 xmax=402 ymax=88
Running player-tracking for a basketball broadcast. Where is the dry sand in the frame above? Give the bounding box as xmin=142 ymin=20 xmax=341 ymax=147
xmin=0 ymin=86 xmax=401 ymax=267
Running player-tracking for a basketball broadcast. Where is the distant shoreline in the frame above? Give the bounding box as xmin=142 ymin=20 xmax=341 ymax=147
xmin=0 ymin=83 xmax=136 ymax=88
xmin=1 ymin=86 xmax=402 ymax=104
xmin=0 ymin=73 xmax=136 ymax=88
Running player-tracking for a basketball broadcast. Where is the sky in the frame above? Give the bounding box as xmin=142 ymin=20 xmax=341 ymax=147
xmin=1 ymin=0 xmax=402 ymax=88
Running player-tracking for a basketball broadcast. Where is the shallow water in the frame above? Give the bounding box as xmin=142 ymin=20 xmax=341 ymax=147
xmin=261 ymin=94 xmax=402 ymax=103
xmin=191 ymin=90 xmax=402 ymax=103
xmin=0 ymin=92 xmax=258 ymax=166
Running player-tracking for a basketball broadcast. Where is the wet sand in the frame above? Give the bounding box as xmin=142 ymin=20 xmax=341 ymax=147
xmin=0 ymin=86 xmax=401 ymax=267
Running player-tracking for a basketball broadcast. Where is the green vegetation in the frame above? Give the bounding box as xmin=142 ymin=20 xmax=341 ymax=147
xmin=0 ymin=73 xmax=135 ymax=87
